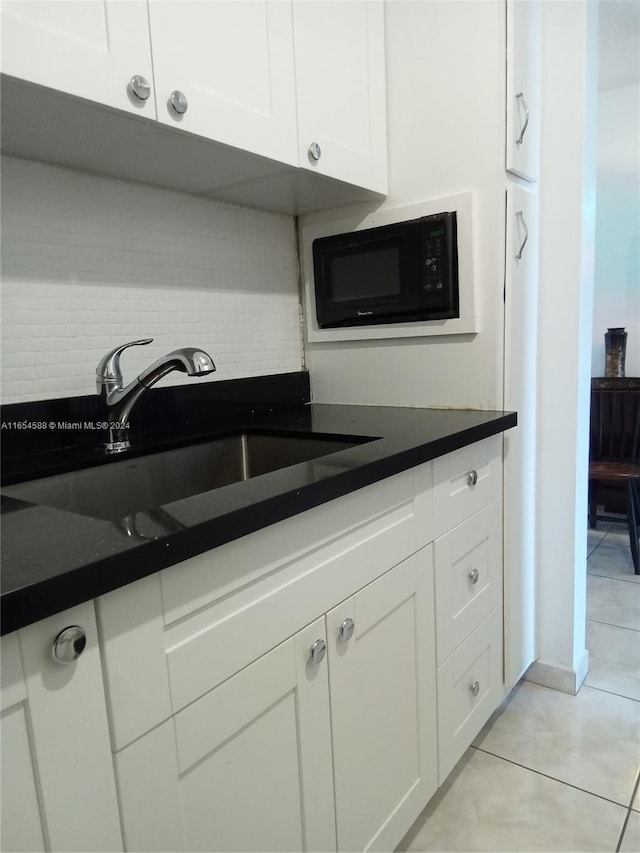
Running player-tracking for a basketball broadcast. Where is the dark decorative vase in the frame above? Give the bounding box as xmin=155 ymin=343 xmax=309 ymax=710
xmin=604 ymin=327 xmax=627 ymax=377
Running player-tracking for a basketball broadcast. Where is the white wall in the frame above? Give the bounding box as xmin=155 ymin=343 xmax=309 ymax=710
xmin=302 ymin=0 xmax=506 ymax=411
xmin=591 ymin=82 xmax=640 ymax=377
xmin=0 ymin=157 xmax=303 ymax=404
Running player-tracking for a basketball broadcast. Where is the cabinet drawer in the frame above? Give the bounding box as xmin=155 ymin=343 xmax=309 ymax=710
xmin=434 ymin=502 xmax=502 ymax=666
xmin=436 ymin=606 xmax=503 ymax=784
xmin=165 ymin=493 xmax=417 ymax=713
xmin=98 ymin=470 xmax=421 ymax=750
xmin=432 ymin=435 xmax=502 ymax=538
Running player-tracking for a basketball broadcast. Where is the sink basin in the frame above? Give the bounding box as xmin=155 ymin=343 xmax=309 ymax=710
xmin=2 ymin=431 xmax=371 ymax=521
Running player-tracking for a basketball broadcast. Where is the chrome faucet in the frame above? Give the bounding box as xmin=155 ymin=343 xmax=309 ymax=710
xmin=96 ymin=339 xmax=216 ymax=453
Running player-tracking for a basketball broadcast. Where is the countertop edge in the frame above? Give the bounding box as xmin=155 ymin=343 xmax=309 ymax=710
xmin=1 ymin=408 xmax=516 ymax=635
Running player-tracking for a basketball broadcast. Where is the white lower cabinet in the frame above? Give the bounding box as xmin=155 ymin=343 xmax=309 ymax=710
xmin=113 ymin=548 xmax=436 ymax=853
xmin=436 ymin=606 xmax=504 ymax=783
xmin=433 ymin=502 xmax=503 ymax=666
xmin=115 ymin=617 xmax=335 ymax=853
xmin=327 ymin=548 xmax=437 ymax=852
xmin=0 ymin=604 xmax=123 ymax=853
xmin=1 ymin=438 xmax=508 ymax=852
xmin=432 ymin=496 xmax=504 ymax=785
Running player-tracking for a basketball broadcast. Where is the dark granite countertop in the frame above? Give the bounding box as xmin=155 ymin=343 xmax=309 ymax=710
xmin=1 ymin=378 xmax=516 ymax=635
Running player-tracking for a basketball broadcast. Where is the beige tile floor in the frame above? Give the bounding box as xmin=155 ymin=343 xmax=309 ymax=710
xmin=397 ymin=519 xmax=640 ymax=852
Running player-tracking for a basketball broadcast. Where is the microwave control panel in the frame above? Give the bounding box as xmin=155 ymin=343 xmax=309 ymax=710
xmin=422 ymin=220 xmax=454 ymax=308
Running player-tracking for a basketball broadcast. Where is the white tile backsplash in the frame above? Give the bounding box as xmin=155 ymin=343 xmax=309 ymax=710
xmin=0 ymin=157 xmax=303 ymax=403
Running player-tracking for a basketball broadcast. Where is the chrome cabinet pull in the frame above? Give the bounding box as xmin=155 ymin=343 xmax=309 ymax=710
xmin=308 ymin=142 xmax=322 ymax=161
xmin=515 ymin=92 xmax=530 ymax=144
xmin=339 ymin=618 xmax=355 ymax=641
xmin=310 ymin=639 xmax=326 ymax=664
xmin=467 ymin=469 xmax=478 ymax=487
xmin=515 ymin=210 xmax=529 ymax=260
xmin=170 ymin=90 xmax=188 ymax=115
xmin=129 ymin=75 xmax=151 ymax=101
xmin=468 ymin=568 xmax=479 ymax=585
xmin=470 ymin=680 xmax=480 ymax=697
xmin=52 ymin=626 xmax=87 ymax=664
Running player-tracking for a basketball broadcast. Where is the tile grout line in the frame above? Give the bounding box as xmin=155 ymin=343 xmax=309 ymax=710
xmin=587 ymin=570 xmax=640 ymax=585
xmin=582 ymin=681 xmax=640 ymax=704
xmin=615 ymin=766 xmax=640 ymax=853
xmin=588 ymin=572 xmax=640 ymax=585
xmin=587 ymin=616 xmax=640 ymax=633
xmin=587 ymin=534 xmax=609 ymax=559
xmin=472 ymin=745 xmax=635 ymax=812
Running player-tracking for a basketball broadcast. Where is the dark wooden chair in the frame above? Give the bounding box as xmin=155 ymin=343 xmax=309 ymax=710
xmin=588 ymin=381 xmax=640 ymax=574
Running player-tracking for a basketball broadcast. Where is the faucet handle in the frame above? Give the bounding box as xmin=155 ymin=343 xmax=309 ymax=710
xmin=96 ymin=339 xmax=154 ymax=388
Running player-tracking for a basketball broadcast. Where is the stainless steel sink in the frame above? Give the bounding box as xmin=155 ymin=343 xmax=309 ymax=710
xmin=2 ymin=431 xmax=370 ymax=521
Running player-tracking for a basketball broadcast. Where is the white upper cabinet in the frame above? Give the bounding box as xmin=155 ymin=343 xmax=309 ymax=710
xmin=1 ymin=0 xmax=388 ymax=205
xmin=292 ymin=0 xmax=388 ymax=193
xmin=505 ymin=0 xmax=540 ymax=182
xmin=147 ymin=0 xmax=298 ymax=165
xmin=0 ymin=0 xmax=156 ymax=118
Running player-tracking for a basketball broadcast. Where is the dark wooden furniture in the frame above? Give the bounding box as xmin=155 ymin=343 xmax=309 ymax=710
xmin=588 ymin=378 xmax=640 ymax=574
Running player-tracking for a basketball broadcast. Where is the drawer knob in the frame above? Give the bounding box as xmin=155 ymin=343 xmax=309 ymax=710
xmin=308 ymin=141 xmax=322 ymax=161
xmin=52 ymin=626 xmax=87 ymax=664
xmin=170 ymin=90 xmax=188 ymax=115
xmin=468 ymin=568 xmax=479 ymax=585
xmin=129 ymin=74 xmax=151 ymax=101
xmin=310 ymin=638 xmax=326 ymax=665
xmin=339 ymin=618 xmax=355 ymax=641
xmin=467 ymin=469 xmax=478 ymax=487
xmin=470 ymin=680 xmax=480 ymax=697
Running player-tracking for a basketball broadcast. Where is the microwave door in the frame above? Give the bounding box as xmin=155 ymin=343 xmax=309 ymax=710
xmin=315 ymin=234 xmax=420 ymax=327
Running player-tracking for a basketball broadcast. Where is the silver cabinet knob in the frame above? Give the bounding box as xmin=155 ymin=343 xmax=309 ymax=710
xmin=129 ymin=74 xmax=151 ymax=101
xmin=339 ymin=618 xmax=355 ymax=641
xmin=308 ymin=142 xmax=322 ymax=161
xmin=468 ymin=568 xmax=479 ymax=585
xmin=310 ymin=638 xmax=326 ymax=664
xmin=170 ymin=90 xmax=188 ymax=115
xmin=470 ymin=680 xmax=480 ymax=697
xmin=52 ymin=626 xmax=87 ymax=664
xmin=467 ymin=469 xmax=478 ymax=487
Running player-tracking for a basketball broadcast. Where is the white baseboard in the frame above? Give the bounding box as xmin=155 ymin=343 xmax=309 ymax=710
xmin=524 ymin=649 xmax=589 ymax=695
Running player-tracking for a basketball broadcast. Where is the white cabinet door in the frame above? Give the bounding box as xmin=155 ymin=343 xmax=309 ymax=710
xmin=147 ymin=0 xmax=298 ymax=165
xmin=504 ymin=184 xmax=539 ymax=687
xmin=115 ymin=617 xmax=336 ymax=853
xmin=506 ymin=0 xmax=540 ymax=182
xmin=0 ymin=605 xmax=123 ymax=853
xmin=0 ymin=0 xmax=156 ymax=118
xmin=293 ymin=0 xmax=388 ymax=193
xmin=326 ymin=548 xmax=437 ymax=852
xmin=1 ymin=634 xmax=45 ymax=853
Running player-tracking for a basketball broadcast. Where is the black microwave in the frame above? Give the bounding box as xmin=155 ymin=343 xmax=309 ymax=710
xmin=312 ymin=211 xmax=459 ymax=328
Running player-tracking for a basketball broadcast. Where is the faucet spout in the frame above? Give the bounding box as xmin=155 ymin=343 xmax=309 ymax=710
xmin=97 ymin=340 xmax=216 ymax=453
xmin=137 ymin=348 xmax=216 ymax=386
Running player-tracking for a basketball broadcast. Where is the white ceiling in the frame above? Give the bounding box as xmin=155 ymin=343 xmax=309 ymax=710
xmin=599 ymin=0 xmax=640 ymax=90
